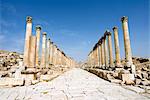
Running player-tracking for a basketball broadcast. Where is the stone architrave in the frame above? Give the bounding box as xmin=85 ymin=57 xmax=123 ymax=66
xmin=23 ymin=16 xmax=32 ymax=67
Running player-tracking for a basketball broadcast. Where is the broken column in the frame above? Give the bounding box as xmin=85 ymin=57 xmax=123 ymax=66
xmin=23 ymin=16 xmax=32 ymax=67
xmin=35 ymin=25 xmax=41 ymax=67
xmin=107 ymin=32 xmax=114 ymax=68
xmin=113 ymin=26 xmax=122 ymax=67
xmin=121 ymin=16 xmax=135 ymax=74
xmin=41 ymin=32 xmax=47 ymax=68
xmin=46 ymin=38 xmax=50 ymax=68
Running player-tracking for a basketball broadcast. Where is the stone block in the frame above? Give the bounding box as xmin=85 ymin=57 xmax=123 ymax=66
xmin=135 ymin=79 xmax=142 ymax=85
xmin=32 ymin=80 xmax=39 ymax=85
xmin=0 ymin=78 xmax=24 ymax=87
xmin=21 ymin=73 xmax=36 ymax=80
xmin=122 ymin=74 xmax=135 ymax=85
xmin=109 ymin=79 xmax=122 ymax=84
xmin=40 ymin=75 xmax=52 ymax=81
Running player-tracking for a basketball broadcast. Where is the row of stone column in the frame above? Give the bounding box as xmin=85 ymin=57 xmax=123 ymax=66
xmin=87 ymin=16 xmax=135 ymax=74
xmin=23 ymin=16 xmax=76 ymax=69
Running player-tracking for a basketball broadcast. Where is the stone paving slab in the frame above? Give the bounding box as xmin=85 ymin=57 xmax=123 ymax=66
xmin=0 ymin=68 xmax=149 ymax=100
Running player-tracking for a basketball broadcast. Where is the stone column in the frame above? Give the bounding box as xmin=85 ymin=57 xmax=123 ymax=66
xmin=104 ymin=33 xmax=109 ymax=68
xmin=101 ymin=38 xmax=105 ymax=66
xmin=29 ymin=36 xmax=37 ymax=67
xmin=46 ymin=38 xmax=50 ymax=68
xmin=107 ymin=32 xmax=114 ymax=68
xmin=113 ymin=26 xmax=122 ymax=67
xmin=53 ymin=45 xmax=57 ymax=66
xmin=121 ymin=16 xmax=135 ymax=74
xmin=121 ymin=17 xmax=133 ymax=66
xmin=23 ymin=16 xmax=32 ymax=67
xmin=49 ymin=42 xmax=53 ymax=65
xmin=98 ymin=43 xmax=102 ymax=67
xmin=95 ymin=46 xmax=99 ymax=66
xmin=35 ymin=25 xmax=41 ymax=67
xmin=41 ymin=32 xmax=47 ymax=68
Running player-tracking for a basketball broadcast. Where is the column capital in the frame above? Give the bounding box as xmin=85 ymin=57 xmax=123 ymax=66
xmin=36 ymin=25 xmax=41 ymax=30
xmin=26 ymin=16 xmax=32 ymax=23
xmin=42 ymin=32 xmax=47 ymax=35
xmin=104 ymin=29 xmax=110 ymax=37
xmin=121 ymin=16 xmax=128 ymax=23
xmin=113 ymin=26 xmax=118 ymax=31
xmin=47 ymin=38 xmax=50 ymax=41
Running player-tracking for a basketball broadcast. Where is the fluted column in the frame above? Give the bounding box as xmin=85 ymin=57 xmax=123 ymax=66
xmin=23 ymin=16 xmax=32 ymax=67
xmin=113 ymin=26 xmax=122 ymax=67
xmin=121 ymin=16 xmax=133 ymax=67
xmin=41 ymin=32 xmax=47 ymax=68
xmin=35 ymin=25 xmax=41 ymax=67
xmin=107 ymin=32 xmax=114 ymax=67
xmin=46 ymin=38 xmax=50 ymax=68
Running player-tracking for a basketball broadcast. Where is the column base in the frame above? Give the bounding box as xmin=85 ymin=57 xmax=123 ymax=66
xmin=131 ymin=64 xmax=136 ymax=74
xmin=115 ymin=63 xmax=123 ymax=68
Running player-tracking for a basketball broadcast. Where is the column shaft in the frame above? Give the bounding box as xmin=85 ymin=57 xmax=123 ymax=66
xmin=98 ymin=43 xmax=102 ymax=67
xmin=23 ymin=16 xmax=32 ymax=67
xmin=107 ymin=33 xmax=114 ymax=67
xmin=104 ymin=37 xmax=109 ymax=67
xmin=41 ymin=32 xmax=47 ymax=68
xmin=29 ymin=36 xmax=36 ymax=67
xmin=46 ymin=38 xmax=50 ymax=68
xmin=35 ymin=26 xmax=41 ymax=67
xmin=113 ymin=27 xmax=122 ymax=67
xmin=121 ymin=16 xmax=133 ymax=67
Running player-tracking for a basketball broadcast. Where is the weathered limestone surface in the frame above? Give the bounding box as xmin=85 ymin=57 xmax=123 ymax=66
xmin=23 ymin=16 xmax=32 ymax=67
xmin=103 ymin=35 xmax=109 ymax=68
xmin=121 ymin=16 xmax=133 ymax=67
xmin=35 ymin=25 xmax=41 ymax=67
xmin=107 ymin=32 xmax=114 ymax=68
xmin=29 ymin=36 xmax=37 ymax=67
xmin=41 ymin=32 xmax=47 ymax=68
xmin=46 ymin=38 xmax=50 ymax=68
xmin=113 ymin=26 xmax=122 ymax=67
xmin=0 ymin=68 xmax=148 ymax=100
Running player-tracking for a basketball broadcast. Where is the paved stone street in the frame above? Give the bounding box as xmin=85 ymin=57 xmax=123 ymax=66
xmin=0 ymin=68 xmax=149 ymax=100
